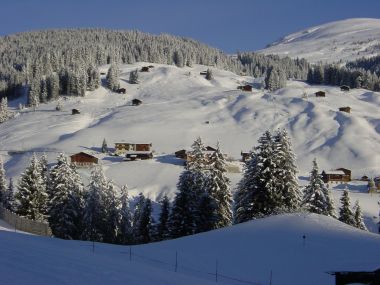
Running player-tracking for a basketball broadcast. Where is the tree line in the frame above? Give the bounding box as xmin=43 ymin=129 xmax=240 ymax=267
xmin=0 ymin=131 xmax=367 ymax=245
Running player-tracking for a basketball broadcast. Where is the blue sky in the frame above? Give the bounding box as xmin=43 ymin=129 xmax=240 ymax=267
xmin=1 ymin=0 xmax=380 ymax=52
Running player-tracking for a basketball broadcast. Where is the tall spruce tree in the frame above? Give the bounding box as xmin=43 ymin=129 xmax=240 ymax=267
xmin=16 ymin=154 xmax=47 ymax=221
xmin=155 ymin=195 xmax=170 ymax=241
xmin=101 ymin=138 xmax=108 ymax=153
xmin=0 ymin=156 xmax=6 ymax=205
xmin=353 ymin=200 xmax=367 ymax=231
xmin=205 ymin=69 xmax=213 ymax=80
xmin=106 ymin=64 xmax=120 ymax=91
xmin=129 ymin=69 xmax=139 ymax=84
xmin=302 ymin=159 xmax=336 ymax=217
xmin=4 ymin=178 xmax=16 ymax=212
xmin=48 ymin=153 xmax=84 ymax=239
xmin=117 ymin=185 xmax=133 ymax=244
xmin=132 ymin=193 xmax=146 ymax=243
xmin=103 ymin=180 xmax=120 ymax=243
xmin=338 ymin=189 xmax=355 ymax=227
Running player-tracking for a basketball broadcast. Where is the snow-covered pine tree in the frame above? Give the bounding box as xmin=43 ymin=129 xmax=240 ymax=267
xmin=4 ymin=178 xmax=16 ymax=212
xmin=40 ymin=78 xmax=48 ymax=103
xmin=338 ymin=188 xmax=355 ymax=227
xmin=0 ymin=97 xmax=10 ymax=123
xmin=82 ymin=166 xmax=108 ymax=242
xmin=204 ymin=143 xmax=232 ymax=228
xmin=132 ymin=192 xmax=146 ymax=243
xmin=302 ymin=159 xmax=336 ymax=217
xmin=197 ymin=191 xmax=217 ymax=233
xmin=129 ymin=69 xmax=139 ymax=84
xmin=103 ymin=180 xmax=120 ymax=243
xmin=205 ymin=68 xmax=213 ymax=80
xmin=48 ymin=153 xmax=84 ymax=239
xmin=101 ymin=138 xmax=108 ymax=153
xmin=155 ymin=195 xmax=170 ymax=241
xmin=15 ymin=154 xmax=47 ymax=221
xmin=353 ymin=200 xmax=367 ymax=231
xmin=117 ymin=185 xmax=133 ymax=244
xmin=136 ymin=197 xmax=154 ymax=244
xmin=106 ymin=64 xmax=120 ymax=91
xmin=47 ymin=72 xmax=60 ymax=101
xmin=0 ymin=156 xmax=7 ymax=204
xmin=39 ymin=154 xmax=49 ymax=189
xmin=273 ymin=129 xmax=301 ymax=212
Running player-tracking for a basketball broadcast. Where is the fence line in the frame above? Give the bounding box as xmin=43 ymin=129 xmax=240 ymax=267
xmin=0 ymin=205 xmax=52 ymax=236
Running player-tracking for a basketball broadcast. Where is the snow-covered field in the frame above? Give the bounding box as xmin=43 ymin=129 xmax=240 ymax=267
xmin=260 ymin=18 xmax=380 ymax=63
xmin=0 ymin=213 xmax=379 ymax=285
xmin=0 ymin=62 xmax=379 ymax=230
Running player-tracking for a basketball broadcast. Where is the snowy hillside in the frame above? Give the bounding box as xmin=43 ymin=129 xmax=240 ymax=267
xmin=260 ymin=18 xmax=380 ymax=63
xmin=0 ymin=213 xmax=379 ymax=285
xmin=0 ymin=62 xmax=379 ymax=229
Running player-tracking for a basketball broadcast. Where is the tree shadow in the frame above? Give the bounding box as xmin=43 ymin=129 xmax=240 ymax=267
xmin=155 ymin=154 xmax=185 ymax=166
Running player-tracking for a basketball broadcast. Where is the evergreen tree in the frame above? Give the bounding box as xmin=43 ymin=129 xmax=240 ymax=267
xmin=15 ymin=154 xmax=47 ymax=221
xmin=353 ymin=200 xmax=367 ymax=231
xmin=117 ymin=185 xmax=133 ymax=244
xmin=129 ymin=69 xmax=139 ymax=84
xmin=101 ymin=138 xmax=108 ymax=153
xmin=197 ymin=191 xmax=217 ymax=233
xmin=0 ymin=97 xmax=10 ymax=123
xmin=47 ymin=72 xmax=60 ymax=101
xmin=48 ymin=153 xmax=84 ymax=239
xmin=103 ymin=180 xmax=120 ymax=243
xmin=205 ymin=68 xmax=213 ymax=80
xmin=155 ymin=195 xmax=170 ymax=241
xmin=338 ymin=189 xmax=355 ymax=227
xmin=132 ymin=193 xmax=146 ymax=243
xmin=4 ymin=178 xmax=16 ymax=212
xmin=137 ymin=198 xmax=154 ymax=244
xmin=40 ymin=78 xmax=48 ymax=103
xmin=313 ymin=65 xmax=324 ymax=84
xmin=0 ymin=156 xmax=6 ymax=205
xmin=302 ymin=159 xmax=336 ymax=217
xmin=106 ymin=64 xmax=120 ymax=91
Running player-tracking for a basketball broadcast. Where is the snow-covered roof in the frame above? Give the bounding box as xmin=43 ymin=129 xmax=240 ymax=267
xmin=325 ymin=170 xmax=346 ymax=175
xmin=125 ymin=151 xmax=152 ymax=155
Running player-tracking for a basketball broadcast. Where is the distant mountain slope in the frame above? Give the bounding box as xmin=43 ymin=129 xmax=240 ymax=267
xmin=260 ymin=18 xmax=380 ymax=63
xmin=0 ymin=214 xmax=379 ymax=285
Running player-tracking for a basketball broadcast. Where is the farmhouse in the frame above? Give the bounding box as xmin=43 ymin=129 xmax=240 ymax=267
xmin=115 ymin=142 xmax=152 ymax=156
xmin=315 ymin=91 xmax=326 ymax=97
xmin=70 ymin=152 xmax=98 ymax=167
xmin=237 ymin=85 xmax=253 ymax=92
xmin=72 ymin=109 xmax=80 ymax=115
xmin=117 ymin=88 xmax=126 ymax=94
xmin=321 ymin=168 xmax=351 ymax=184
xmin=132 ymin=99 xmax=142 ymax=106
xmin=339 ymin=107 xmax=351 ymax=113
xmin=340 ymin=85 xmax=350 ymax=92
xmin=140 ymin=66 xmax=150 ymax=72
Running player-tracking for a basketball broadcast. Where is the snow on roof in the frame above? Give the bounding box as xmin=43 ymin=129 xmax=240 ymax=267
xmin=325 ymin=170 xmax=346 ymax=175
xmin=125 ymin=151 xmax=152 ymax=154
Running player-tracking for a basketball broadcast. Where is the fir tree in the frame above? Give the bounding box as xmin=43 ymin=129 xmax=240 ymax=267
xmin=197 ymin=191 xmax=217 ymax=233
xmin=103 ymin=180 xmax=120 ymax=243
xmin=338 ymin=189 xmax=355 ymax=227
xmin=106 ymin=64 xmax=120 ymax=91
xmin=155 ymin=195 xmax=170 ymax=241
xmin=129 ymin=69 xmax=139 ymax=84
xmin=15 ymin=154 xmax=47 ymax=221
xmin=205 ymin=69 xmax=213 ymax=80
xmin=101 ymin=138 xmax=108 ymax=153
xmin=4 ymin=178 xmax=16 ymax=212
xmin=136 ymin=198 xmax=154 ymax=244
xmin=0 ymin=97 xmax=10 ymax=123
xmin=0 ymin=156 xmax=6 ymax=204
xmin=132 ymin=193 xmax=146 ymax=243
xmin=353 ymin=200 xmax=367 ymax=231
xmin=117 ymin=185 xmax=133 ymax=244
xmin=302 ymin=159 xmax=336 ymax=217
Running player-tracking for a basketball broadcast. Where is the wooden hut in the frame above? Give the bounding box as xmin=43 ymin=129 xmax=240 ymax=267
xmin=321 ymin=168 xmax=351 ymax=183
xmin=175 ymin=149 xmax=188 ymax=160
xmin=140 ymin=66 xmax=150 ymax=72
xmin=315 ymin=91 xmax=326 ymax=97
xmin=340 ymin=85 xmax=350 ymax=92
xmin=70 ymin=152 xmax=98 ymax=167
xmin=132 ymin=99 xmax=142 ymax=106
xmin=339 ymin=107 xmax=351 ymax=113
xmin=200 ymin=71 xmax=207 ymax=75
xmin=241 ymin=151 xmax=252 ymax=162
xmin=117 ymin=88 xmax=126 ymax=94
xmin=237 ymin=85 xmax=253 ymax=92
xmin=72 ymin=109 xmax=80 ymax=115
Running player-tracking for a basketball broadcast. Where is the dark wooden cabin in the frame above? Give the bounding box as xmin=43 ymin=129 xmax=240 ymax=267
xmin=321 ymin=168 xmax=351 ymax=183
xmin=200 ymin=71 xmax=207 ymax=75
xmin=315 ymin=91 xmax=326 ymax=97
xmin=125 ymin=152 xmax=153 ymax=161
xmin=140 ymin=66 xmax=150 ymax=72
xmin=100 ymin=72 xmax=106 ymax=75
xmin=340 ymin=85 xmax=350 ymax=92
xmin=132 ymin=99 xmax=142 ymax=106
xmin=70 ymin=152 xmax=98 ymax=167
xmin=117 ymin=88 xmax=126 ymax=94
xmin=175 ymin=149 xmax=188 ymax=160
xmin=148 ymin=65 xmax=154 ymax=68
xmin=339 ymin=107 xmax=351 ymax=113
xmin=237 ymin=85 xmax=253 ymax=92
xmin=72 ymin=109 xmax=80 ymax=115
xmin=241 ymin=151 xmax=252 ymax=162
xmin=328 ymin=268 xmax=380 ymax=285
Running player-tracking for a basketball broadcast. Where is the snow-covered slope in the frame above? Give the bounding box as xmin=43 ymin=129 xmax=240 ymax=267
xmin=0 ymin=63 xmax=379 ymax=229
xmin=260 ymin=18 xmax=380 ymax=63
xmin=0 ymin=213 xmax=379 ymax=285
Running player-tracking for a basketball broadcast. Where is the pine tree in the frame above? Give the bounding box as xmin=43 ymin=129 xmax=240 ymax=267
xmin=338 ymin=189 xmax=355 ymax=227
xmin=0 ymin=156 xmax=7 ymax=205
xmin=129 ymin=69 xmax=139 ymax=84
xmin=132 ymin=193 xmax=154 ymax=244
xmin=48 ymin=153 xmax=84 ymax=239
xmin=353 ymin=200 xmax=367 ymax=231
xmin=40 ymin=78 xmax=48 ymax=103
xmin=106 ymin=64 xmax=120 ymax=91
xmin=197 ymin=191 xmax=217 ymax=233
xmin=0 ymin=97 xmax=10 ymax=123
xmin=103 ymin=180 xmax=120 ymax=243
xmin=132 ymin=192 xmax=146 ymax=243
xmin=303 ymin=159 xmax=336 ymax=217
xmin=15 ymin=154 xmax=47 ymax=221
xmin=155 ymin=195 xmax=170 ymax=241
xmin=4 ymin=178 xmax=16 ymax=212
xmin=205 ymin=69 xmax=213 ymax=80
xmin=101 ymin=138 xmax=108 ymax=153
xmin=117 ymin=185 xmax=133 ymax=244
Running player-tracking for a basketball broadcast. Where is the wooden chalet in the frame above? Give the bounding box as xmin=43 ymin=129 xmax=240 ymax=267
xmin=237 ymin=85 xmax=253 ymax=92
xmin=117 ymin=88 xmax=126 ymax=94
xmin=360 ymin=175 xmax=369 ymax=181
xmin=315 ymin=91 xmax=326 ymax=97
xmin=70 ymin=152 xmax=98 ymax=167
xmin=174 ymin=149 xmax=188 ymax=160
xmin=132 ymin=99 xmax=142 ymax=106
xmin=72 ymin=109 xmax=80 ymax=115
xmin=241 ymin=151 xmax=252 ymax=162
xmin=339 ymin=107 xmax=351 ymax=113
xmin=140 ymin=66 xmax=150 ymax=72
xmin=115 ymin=142 xmax=152 ymax=156
xmin=340 ymin=85 xmax=350 ymax=92
xmin=200 ymin=71 xmax=207 ymax=75
xmin=321 ymin=168 xmax=351 ymax=184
